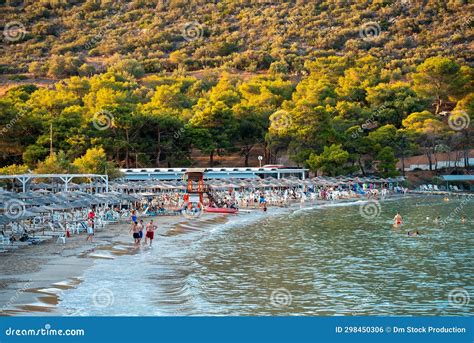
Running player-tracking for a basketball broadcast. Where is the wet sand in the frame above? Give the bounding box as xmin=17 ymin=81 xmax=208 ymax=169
xmin=0 ymin=213 xmax=229 ymax=316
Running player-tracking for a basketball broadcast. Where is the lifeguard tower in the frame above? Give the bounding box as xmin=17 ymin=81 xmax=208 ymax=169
xmin=182 ymin=169 xmax=236 ymax=213
xmin=183 ymin=168 xmax=206 ymax=204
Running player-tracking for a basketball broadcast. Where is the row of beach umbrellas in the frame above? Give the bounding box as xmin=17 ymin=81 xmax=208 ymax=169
xmin=0 ymin=190 xmax=141 ymax=224
xmin=108 ymin=175 xmax=403 ymax=192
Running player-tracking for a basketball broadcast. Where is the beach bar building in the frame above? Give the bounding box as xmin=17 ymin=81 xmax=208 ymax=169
xmin=120 ymin=167 xmax=308 ymax=181
xmin=440 ymin=175 xmax=474 ymax=191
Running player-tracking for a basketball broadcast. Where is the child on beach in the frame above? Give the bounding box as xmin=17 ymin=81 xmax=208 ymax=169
xmin=137 ymin=219 xmax=144 ymax=244
xmin=145 ymin=220 xmax=157 ymax=246
xmin=86 ymin=217 xmax=94 ymax=242
xmin=88 ymin=208 xmax=96 ymax=230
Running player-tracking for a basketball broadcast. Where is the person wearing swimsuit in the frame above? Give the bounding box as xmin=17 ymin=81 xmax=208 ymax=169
xmin=393 ymin=212 xmax=403 ymax=227
xmin=129 ymin=221 xmax=140 ymax=245
xmin=145 ymin=220 xmax=157 ymax=246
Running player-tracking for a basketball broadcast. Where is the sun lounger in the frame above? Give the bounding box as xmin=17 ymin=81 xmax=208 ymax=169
xmin=0 ymin=234 xmax=11 ymax=246
xmin=94 ymin=218 xmax=104 ymax=230
xmin=42 ymin=222 xmax=66 ymax=237
xmin=69 ymin=221 xmax=87 ymax=234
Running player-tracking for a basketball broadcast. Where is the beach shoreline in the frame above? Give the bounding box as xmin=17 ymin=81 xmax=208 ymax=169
xmin=0 ymin=212 xmax=231 ymax=316
xmin=0 ymin=193 xmax=424 ymax=316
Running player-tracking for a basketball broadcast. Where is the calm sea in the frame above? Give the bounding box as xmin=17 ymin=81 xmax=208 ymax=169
xmin=59 ymin=195 xmax=473 ymax=316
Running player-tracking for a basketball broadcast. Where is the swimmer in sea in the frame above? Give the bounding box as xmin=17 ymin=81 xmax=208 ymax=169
xmin=434 ymin=216 xmax=441 ymax=224
xmin=408 ymin=230 xmax=420 ymax=237
xmin=393 ymin=212 xmax=403 ymax=227
xmin=461 ymin=216 xmax=466 ymax=224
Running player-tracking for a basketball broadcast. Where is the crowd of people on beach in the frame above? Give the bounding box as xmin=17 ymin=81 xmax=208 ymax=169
xmin=123 ymin=183 xmax=410 ymax=245
xmin=31 ymin=180 xmax=473 ymax=250
xmin=134 ymin=183 xmax=407 ymax=213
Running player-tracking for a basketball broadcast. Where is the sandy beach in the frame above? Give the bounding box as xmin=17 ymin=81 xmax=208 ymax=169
xmin=0 ymin=212 xmax=230 ymax=316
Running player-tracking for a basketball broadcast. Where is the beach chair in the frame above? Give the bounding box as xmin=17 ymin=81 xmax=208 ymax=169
xmin=57 ymin=222 xmax=69 ymax=232
xmin=433 ymin=185 xmax=440 ymax=191
xmin=95 ymin=218 xmax=105 ymax=230
xmin=453 ymin=185 xmax=460 ymax=192
xmin=69 ymin=221 xmax=84 ymax=234
xmin=101 ymin=211 xmax=118 ymax=225
xmin=43 ymin=222 xmax=66 ymax=237
xmin=0 ymin=234 xmax=11 ymax=246
xmin=79 ymin=221 xmax=93 ymax=233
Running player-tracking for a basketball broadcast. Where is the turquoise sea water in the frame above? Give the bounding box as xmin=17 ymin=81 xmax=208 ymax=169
xmin=59 ymin=195 xmax=473 ymax=316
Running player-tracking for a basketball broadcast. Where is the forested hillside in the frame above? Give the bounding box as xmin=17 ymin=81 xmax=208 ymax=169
xmin=0 ymin=0 xmax=472 ymax=177
xmin=1 ymin=0 xmax=473 ymax=76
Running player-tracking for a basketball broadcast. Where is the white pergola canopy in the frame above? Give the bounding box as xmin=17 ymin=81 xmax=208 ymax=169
xmin=0 ymin=174 xmax=109 ymax=193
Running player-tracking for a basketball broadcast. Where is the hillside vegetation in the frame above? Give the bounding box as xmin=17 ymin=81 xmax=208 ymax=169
xmin=0 ymin=0 xmax=472 ymax=177
xmin=1 ymin=0 xmax=473 ymax=76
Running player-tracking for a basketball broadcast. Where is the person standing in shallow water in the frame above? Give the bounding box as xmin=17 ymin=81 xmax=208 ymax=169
xmin=137 ymin=219 xmax=144 ymax=245
xmin=129 ymin=221 xmax=140 ymax=245
xmin=145 ymin=220 xmax=157 ymax=247
xmin=393 ymin=212 xmax=403 ymax=227
xmin=131 ymin=209 xmax=137 ymax=224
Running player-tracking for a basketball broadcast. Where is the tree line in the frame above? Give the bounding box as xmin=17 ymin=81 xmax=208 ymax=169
xmin=0 ymin=55 xmax=472 ymax=177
